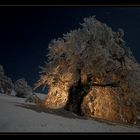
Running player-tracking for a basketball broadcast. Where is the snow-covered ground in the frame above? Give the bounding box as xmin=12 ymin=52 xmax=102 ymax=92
xmin=0 ymin=93 xmax=140 ymax=132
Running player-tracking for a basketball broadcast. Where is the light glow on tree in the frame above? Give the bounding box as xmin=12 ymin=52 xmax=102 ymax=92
xmin=35 ymin=16 xmax=140 ymax=125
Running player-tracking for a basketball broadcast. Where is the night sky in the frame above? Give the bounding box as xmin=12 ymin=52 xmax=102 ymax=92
xmin=0 ymin=6 xmax=140 ymax=92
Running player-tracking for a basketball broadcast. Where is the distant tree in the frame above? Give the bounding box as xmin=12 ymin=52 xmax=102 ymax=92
xmin=25 ymin=93 xmax=41 ymax=104
xmin=35 ymin=16 xmax=140 ymax=125
xmin=0 ymin=65 xmax=14 ymax=95
xmin=0 ymin=65 xmax=4 ymax=76
xmin=15 ymin=78 xmax=32 ymax=98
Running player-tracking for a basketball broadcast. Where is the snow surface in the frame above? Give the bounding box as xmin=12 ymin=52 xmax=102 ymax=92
xmin=0 ymin=93 xmax=140 ymax=132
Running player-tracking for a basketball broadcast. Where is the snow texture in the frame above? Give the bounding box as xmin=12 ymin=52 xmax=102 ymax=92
xmin=0 ymin=93 xmax=139 ymax=132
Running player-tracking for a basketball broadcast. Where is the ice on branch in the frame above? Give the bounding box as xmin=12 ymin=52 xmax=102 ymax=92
xmin=35 ymin=16 xmax=140 ymax=125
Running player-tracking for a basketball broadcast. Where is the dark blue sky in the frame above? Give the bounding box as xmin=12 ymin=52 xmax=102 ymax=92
xmin=0 ymin=6 xmax=140 ymax=91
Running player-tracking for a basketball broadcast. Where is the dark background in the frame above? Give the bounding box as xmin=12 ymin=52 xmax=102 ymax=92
xmin=0 ymin=6 xmax=140 ymax=93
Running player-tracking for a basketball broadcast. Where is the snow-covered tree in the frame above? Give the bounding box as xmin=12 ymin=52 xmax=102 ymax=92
xmin=15 ymin=78 xmax=32 ymax=98
xmin=0 ymin=65 xmax=4 ymax=76
xmin=0 ymin=65 xmax=14 ymax=95
xmin=25 ymin=93 xmax=42 ymax=104
xmin=35 ymin=16 xmax=140 ymax=125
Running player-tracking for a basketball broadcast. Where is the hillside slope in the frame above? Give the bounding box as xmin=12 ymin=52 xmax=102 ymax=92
xmin=0 ymin=94 xmax=139 ymax=132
